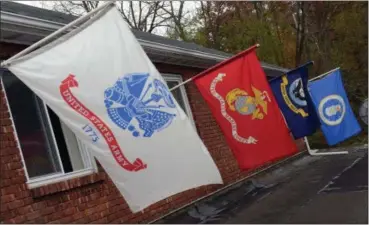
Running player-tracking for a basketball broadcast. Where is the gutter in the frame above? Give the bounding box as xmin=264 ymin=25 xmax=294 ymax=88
xmin=1 ymin=10 xmax=289 ymax=73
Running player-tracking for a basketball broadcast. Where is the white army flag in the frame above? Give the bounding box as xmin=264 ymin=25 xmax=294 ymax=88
xmin=7 ymin=4 xmax=222 ymax=212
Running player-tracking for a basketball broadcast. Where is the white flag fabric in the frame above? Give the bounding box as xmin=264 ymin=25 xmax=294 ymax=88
xmin=8 ymin=5 xmax=222 ymax=212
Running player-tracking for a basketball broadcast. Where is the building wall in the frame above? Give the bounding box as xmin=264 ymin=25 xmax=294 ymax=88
xmin=0 ymin=43 xmax=306 ymax=224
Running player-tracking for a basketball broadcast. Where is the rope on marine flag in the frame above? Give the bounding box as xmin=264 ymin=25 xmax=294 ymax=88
xmin=210 ymin=73 xmax=257 ymax=144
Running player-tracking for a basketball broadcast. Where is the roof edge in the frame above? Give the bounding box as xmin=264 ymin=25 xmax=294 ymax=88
xmin=1 ymin=9 xmax=289 ymax=72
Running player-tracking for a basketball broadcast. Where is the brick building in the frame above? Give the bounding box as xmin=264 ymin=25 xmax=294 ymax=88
xmin=0 ymin=2 xmax=306 ymax=223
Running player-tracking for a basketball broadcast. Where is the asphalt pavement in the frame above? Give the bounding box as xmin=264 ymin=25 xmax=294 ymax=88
xmin=158 ymin=146 xmax=368 ymax=224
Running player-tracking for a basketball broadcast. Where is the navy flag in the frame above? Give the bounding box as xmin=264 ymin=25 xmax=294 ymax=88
xmin=308 ymin=69 xmax=361 ymax=146
xmin=269 ymin=62 xmax=320 ymax=139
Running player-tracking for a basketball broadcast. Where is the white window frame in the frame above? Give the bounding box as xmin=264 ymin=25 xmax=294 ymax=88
xmin=162 ymin=73 xmax=196 ymax=128
xmin=1 ymin=75 xmax=98 ymax=189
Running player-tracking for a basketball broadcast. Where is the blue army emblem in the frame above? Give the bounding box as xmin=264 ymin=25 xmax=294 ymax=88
xmin=318 ymin=94 xmax=346 ymax=126
xmin=104 ymin=73 xmax=177 ymax=137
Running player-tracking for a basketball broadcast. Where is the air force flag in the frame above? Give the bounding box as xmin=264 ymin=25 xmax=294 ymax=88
xmin=269 ymin=62 xmax=320 ymax=139
xmin=308 ymin=69 xmax=361 ymax=146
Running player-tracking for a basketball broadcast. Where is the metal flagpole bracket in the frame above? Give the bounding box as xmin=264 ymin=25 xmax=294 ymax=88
xmin=306 ymin=67 xmax=348 ymax=156
xmin=266 ymin=60 xmax=314 ymax=83
xmin=0 ymin=1 xmax=115 ymax=68
xmin=169 ymin=78 xmax=194 ymax=91
xmin=304 ymin=137 xmax=349 ymax=156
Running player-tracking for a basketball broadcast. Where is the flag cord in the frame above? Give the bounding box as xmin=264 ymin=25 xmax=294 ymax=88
xmin=0 ymin=1 xmax=115 ymax=68
xmin=309 ymin=67 xmax=340 ymax=82
xmin=148 ymin=149 xmax=307 ymax=224
xmin=169 ymin=44 xmax=260 ymax=92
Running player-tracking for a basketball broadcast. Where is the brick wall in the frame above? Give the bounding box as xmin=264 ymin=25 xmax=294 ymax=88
xmin=0 ymin=43 xmax=306 ymax=224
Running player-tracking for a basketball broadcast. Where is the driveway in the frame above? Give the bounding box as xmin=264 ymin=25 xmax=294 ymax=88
xmin=158 ymin=146 xmax=368 ymax=224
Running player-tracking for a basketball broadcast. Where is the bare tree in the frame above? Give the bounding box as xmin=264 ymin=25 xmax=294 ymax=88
xmin=52 ymin=1 xmax=100 ymax=15
xmin=196 ymin=1 xmax=228 ymax=49
xmin=293 ymin=1 xmax=307 ymax=67
xmin=161 ymin=1 xmax=191 ymax=41
xmin=50 ymin=1 xmax=176 ymax=34
xmin=118 ymin=1 xmax=172 ymax=33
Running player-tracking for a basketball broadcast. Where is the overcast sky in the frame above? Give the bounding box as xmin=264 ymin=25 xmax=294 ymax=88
xmin=15 ymin=1 xmax=46 ymax=7
xmin=14 ymin=1 xmax=198 ymax=36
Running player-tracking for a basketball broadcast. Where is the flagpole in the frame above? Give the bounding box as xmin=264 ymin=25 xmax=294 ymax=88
xmin=169 ymin=43 xmax=260 ymax=91
xmin=0 ymin=1 xmax=115 ymax=68
xmin=309 ymin=67 xmax=340 ymax=82
xmin=268 ymin=61 xmax=314 ymax=83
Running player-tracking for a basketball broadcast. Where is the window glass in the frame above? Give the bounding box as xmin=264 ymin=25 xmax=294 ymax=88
xmin=166 ymin=80 xmax=187 ymax=113
xmin=2 ymin=75 xmax=62 ymax=178
xmin=60 ymin=121 xmax=86 ymax=171
xmin=2 ymin=73 xmax=91 ymax=180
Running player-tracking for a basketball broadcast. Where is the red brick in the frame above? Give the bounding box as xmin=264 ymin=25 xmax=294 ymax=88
xmin=0 ymin=179 xmax=13 ymax=188
xmin=22 ymin=197 xmax=33 ymax=205
xmin=63 ymin=207 xmax=76 ymax=216
xmin=0 ymin=203 xmax=8 ymax=213
xmin=86 ymin=198 xmax=100 ymax=208
xmin=99 ymin=209 xmax=109 ymax=218
xmin=9 ymin=215 xmax=26 ymax=223
xmin=25 ymin=211 xmax=39 ymax=221
xmin=0 ymin=111 xmax=10 ymax=119
xmin=0 ymin=118 xmax=12 ymax=126
xmin=7 ymin=199 xmax=25 ymax=209
xmin=74 ymin=216 xmax=89 ymax=224
xmin=47 ymin=212 xmax=63 ymax=222
xmin=1 ymin=126 xmax=14 ymax=133
xmin=95 ymin=203 xmax=107 ymax=212
xmin=85 ymin=206 xmax=97 ymax=215
xmin=16 ymin=205 xmax=33 ymax=215
xmin=0 ymin=194 xmax=15 ymax=203
xmin=77 ymin=202 xmax=87 ymax=211
xmin=59 ymin=215 xmax=74 ymax=224
xmin=1 ymin=208 xmax=17 ymax=220
xmin=33 ymin=216 xmax=47 ymax=223
xmin=0 ymin=147 xmax=19 ymax=156
xmin=40 ymin=206 xmax=55 ymax=216
xmin=14 ymin=190 xmax=30 ymax=199
xmin=107 ymin=213 xmax=118 ymax=222
xmin=92 ymin=217 xmax=108 ymax=224
xmin=88 ymin=212 xmax=101 ymax=222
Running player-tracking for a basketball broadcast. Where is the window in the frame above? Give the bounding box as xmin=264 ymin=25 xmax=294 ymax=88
xmin=162 ymin=74 xmax=195 ymax=126
xmin=1 ymin=72 xmax=96 ymax=188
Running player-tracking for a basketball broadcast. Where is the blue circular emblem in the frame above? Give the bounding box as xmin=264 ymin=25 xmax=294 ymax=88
xmin=288 ymin=78 xmax=307 ymax=107
xmin=318 ymin=95 xmax=345 ymax=126
xmin=104 ymin=73 xmax=177 ymax=138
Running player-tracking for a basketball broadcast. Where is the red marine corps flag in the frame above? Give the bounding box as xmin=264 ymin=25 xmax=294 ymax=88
xmin=194 ymin=45 xmax=298 ymax=170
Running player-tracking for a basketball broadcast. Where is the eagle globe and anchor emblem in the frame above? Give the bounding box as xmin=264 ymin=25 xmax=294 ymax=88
xmin=210 ymin=73 xmax=271 ymax=144
xmin=104 ymin=73 xmax=177 ymax=137
xmin=226 ymin=86 xmax=270 ymax=120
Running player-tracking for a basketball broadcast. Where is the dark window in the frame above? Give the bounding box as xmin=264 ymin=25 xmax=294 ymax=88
xmin=2 ymin=72 xmax=92 ymax=180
